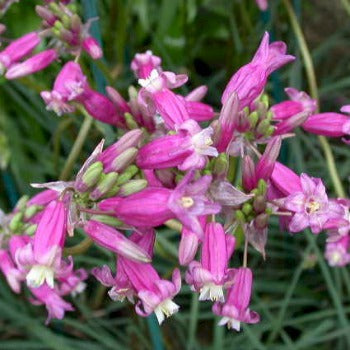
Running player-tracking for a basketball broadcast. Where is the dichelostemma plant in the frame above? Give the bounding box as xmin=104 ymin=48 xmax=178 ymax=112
xmin=1 ymin=0 xmax=350 ymax=333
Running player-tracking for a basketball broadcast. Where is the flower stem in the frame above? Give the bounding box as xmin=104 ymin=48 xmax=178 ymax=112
xmin=64 ymin=237 xmax=93 ymax=256
xmin=283 ymin=0 xmax=346 ymax=198
xmin=243 ymin=235 xmax=248 ymax=268
xmin=59 ymin=108 xmax=93 ymax=181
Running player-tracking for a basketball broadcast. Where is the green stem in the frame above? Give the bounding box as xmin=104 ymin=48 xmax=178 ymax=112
xmin=283 ymin=0 xmax=346 ymax=198
xmin=59 ymin=109 xmax=93 ymax=181
xmin=64 ymin=237 xmax=93 ymax=256
xmin=187 ymin=294 xmax=199 ymax=350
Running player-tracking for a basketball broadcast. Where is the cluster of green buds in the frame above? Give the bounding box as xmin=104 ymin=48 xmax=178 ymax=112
xmin=36 ymin=1 xmax=102 ymax=59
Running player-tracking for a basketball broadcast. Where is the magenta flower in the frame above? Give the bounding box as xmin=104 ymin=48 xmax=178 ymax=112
xmin=255 ymin=0 xmax=268 ymax=11
xmin=82 ymin=36 xmax=103 ymax=60
xmin=131 ymin=50 xmax=162 ymax=79
xmin=271 ymin=88 xmax=317 ymax=121
xmin=30 ymin=283 xmax=74 ymax=324
xmin=283 ymin=174 xmax=343 ymax=234
xmin=222 ymin=32 xmax=294 ymax=108
xmin=15 ymin=200 xmax=72 ymax=289
xmin=302 ymin=112 xmax=350 ymax=140
xmin=325 ymin=236 xmax=350 ymax=267
xmin=41 ymin=61 xmax=87 ymax=116
xmin=84 ymin=220 xmax=151 ymax=262
xmin=120 ymin=256 xmax=181 ymax=324
xmin=271 ymin=162 xmax=302 ymax=196
xmin=186 ymin=222 xmax=235 ymax=302
xmin=168 ymin=171 xmax=221 ymax=236
xmin=213 ymin=267 xmax=260 ymax=331
xmin=136 ymin=119 xmax=218 ymax=171
xmin=57 ymin=268 xmax=88 ymax=297
xmin=0 ymin=250 xmax=23 ymax=293
xmin=0 ymin=32 xmax=40 ymax=72
xmin=5 ymin=49 xmax=58 ymax=80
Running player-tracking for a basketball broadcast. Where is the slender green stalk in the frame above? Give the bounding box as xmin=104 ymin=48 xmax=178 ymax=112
xmin=340 ymin=0 xmax=350 ymax=16
xmin=64 ymin=237 xmax=93 ymax=256
xmin=212 ymin=316 xmax=225 ymax=350
xmin=187 ymin=294 xmax=199 ymax=350
xmin=59 ymin=109 xmax=93 ymax=181
xmin=283 ymin=0 xmax=346 ymax=198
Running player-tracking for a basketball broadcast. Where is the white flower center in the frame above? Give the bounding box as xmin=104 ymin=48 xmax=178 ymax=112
xmin=181 ymin=196 xmax=194 ymax=208
xmin=306 ymin=199 xmax=320 ymax=214
xmin=154 ymin=298 xmax=179 ymax=324
xmin=138 ymin=69 xmax=162 ymax=90
xmin=191 ymin=127 xmax=218 ymax=157
xmin=218 ymin=316 xmax=241 ymax=331
xmin=26 ymin=265 xmax=55 ymax=289
xmin=199 ymin=284 xmax=225 ymax=302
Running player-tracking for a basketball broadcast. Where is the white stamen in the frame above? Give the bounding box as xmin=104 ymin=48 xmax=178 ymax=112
xmin=218 ymin=317 xmax=241 ymax=331
xmin=154 ymin=299 xmax=179 ymax=324
xmin=199 ymin=284 xmax=225 ymax=302
xmin=26 ymin=265 xmax=54 ymax=289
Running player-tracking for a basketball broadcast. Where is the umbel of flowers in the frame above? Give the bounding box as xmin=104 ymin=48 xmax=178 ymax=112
xmin=1 ymin=0 xmax=350 ymax=330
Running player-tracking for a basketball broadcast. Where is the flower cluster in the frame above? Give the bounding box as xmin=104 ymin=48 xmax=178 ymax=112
xmin=1 ymin=0 xmax=350 ymax=332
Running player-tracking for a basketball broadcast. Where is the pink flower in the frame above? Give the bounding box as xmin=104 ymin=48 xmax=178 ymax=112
xmin=271 ymin=88 xmax=317 ymax=120
xmin=186 ymin=222 xmax=235 ymax=302
xmin=302 ymin=112 xmax=350 ymax=140
xmin=57 ymin=268 xmax=88 ymax=297
xmin=120 ymin=256 xmax=181 ymax=324
xmin=325 ymin=236 xmax=350 ymax=267
xmin=41 ymin=61 xmax=87 ymax=116
xmin=0 ymin=32 xmax=40 ymax=72
xmin=270 ymin=162 xmax=302 ymax=196
xmin=222 ymin=32 xmax=294 ymax=108
xmin=5 ymin=49 xmax=57 ymax=80
xmin=84 ymin=220 xmax=151 ymax=262
xmin=82 ymin=36 xmax=103 ymax=60
xmin=15 ymin=200 xmax=72 ymax=289
xmin=131 ymin=50 xmax=162 ymax=79
xmin=213 ymin=267 xmax=260 ymax=331
xmin=283 ymin=174 xmax=343 ymax=234
xmin=137 ymin=119 xmax=218 ymax=171
xmin=0 ymin=250 xmax=23 ymax=293
xmin=30 ymin=283 xmax=74 ymax=324
xmin=255 ymin=0 xmax=268 ymax=11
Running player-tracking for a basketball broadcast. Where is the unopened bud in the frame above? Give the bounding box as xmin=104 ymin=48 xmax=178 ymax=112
xmin=48 ymin=2 xmax=60 ymax=14
xmin=54 ymin=20 xmax=64 ymax=31
xmin=90 ymin=172 xmax=119 ymax=200
xmin=61 ymin=14 xmax=71 ymax=29
xmin=9 ymin=212 xmax=23 ymax=232
xmin=25 ymin=224 xmax=37 ymax=236
xmin=116 ymin=165 xmax=139 ymax=185
xmin=254 ymin=213 xmax=269 ymax=230
xmin=110 ymin=147 xmax=138 ymax=173
xmin=15 ymin=195 xmax=29 ymax=211
xmin=256 ymin=119 xmax=270 ymax=135
xmin=118 ymin=179 xmax=148 ymax=196
xmin=78 ymin=161 xmax=104 ymax=192
xmin=265 ymin=125 xmax=275 ymax=136
xmin=261 ymin=94 xmax=269 ymax=108
xmin=125 ymin=112 xmax=138 ymax=129
xmin=213 ymin=153 xmax=228 ymax=177
xmin=70 ymin=14 xmax=82 ymax=33
xmin=242 ymin=203 xmax=253 ymax=216
xmin=90 ymin=215 xmax=124 ymax=227
xmin=235 ymin=210 xmax=245 ymax=223
xmin=257 ymin=179 xmax=267 ymax=195
xmin=35 ymin=6 xmax=56 ymax=26
xmin=24 ymin=205 xmax=40 ymax=220
xmin=248 ymin=111 xmax=259 ymax=128
xmin=253 ymin=195 xmax=267 ymax=213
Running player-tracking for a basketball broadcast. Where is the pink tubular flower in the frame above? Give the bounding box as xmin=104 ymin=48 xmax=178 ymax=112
xmin=120 ymin=256 xmax=181 ymax=324
xmin=325 ymin=236 xmax=350 ymax=267
xmin=283 ymin=174 xmax=343 ymax=234
xmin=41 ymin=61 xmax=87 ymax=116
xmin=5 ymin=49 xmax=57 ymax=80
xmin=57 ymin=268 xmax=88 ymax=297
xmin=84 ymin=220 xmax=151 ymax=262
xmin=82 ymin=36 xmax=103 ymax=60
xmin=15 ymin=200 xmax=71 ymax=289
xmin=256 ymin=0 xmax=268 ymax=11
xmin=271 ymin=88 xmax=317 ymax=120
xmin=271 ymin=162 xmax=302 ymax=196
xmin=213 ymin=267 xmax=260 ymax=331
xmin=0 ymin=32 xmax=40 ymax=72
xmin=136 ymin=119 xmax=218 ymax=171
xmin=168 ymin=171 xmax=221 ymax=236
xmin=99 ymin=187 xmax=175 ymax=227
xmin=138 ymin=69 xmax=189 ymax=129
xmin=222 ymin=32 xmax=294 ymax=108
xmin=0 ymin=250 xmax=23 ymax=293
xmin=186 ymin=222 xmax=235 ymax=302
xmin=131 ymin=50 xmax=162 ymax=79
xmin=30 ymin=283 xmax=74 ymax=324
xmin=302 ymin=112 xmax=350 ymax=140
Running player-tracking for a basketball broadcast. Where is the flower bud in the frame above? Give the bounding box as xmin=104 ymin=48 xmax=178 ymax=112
xmin=90 ymin=215 xmax=124 ymax=227
xmin=106 ymin=147 xmax=138 ymax=173
xmin=90 ymin=172 xmax=119 ymax=200
xmin=77 ymin=161 xmax=104 ymax=192
xmin=254 ymin=213 xmax=269 ymax=230
xmin=253 ymin=195 xmax=267 ymax=213
xmin=118 ymin=179 xmax=148 ymax=197
xmin=213 ymin=153 xmax=229 ymax=177
xmin=116 ymin=165 xmax=139 ymax=185
xmin=242 ymin=203 xmax=253 ymax=216
xmin=24 ymin=205 xmax=40 ymax=220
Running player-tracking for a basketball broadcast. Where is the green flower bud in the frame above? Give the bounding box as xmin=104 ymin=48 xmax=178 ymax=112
xmin=261 ymin=94 xmax=269 ymax=108
xmin=255 ymin=213 xmax=269 ymax=230
xmin=9 ymin=212 xmax=24 ymax=232
xmin=213 ymin=153 xmax=228 ymax=177
xmin=70 ymin=14 xmax=82 ymax=32
xmin=257 ymin=179 xmax=267 ymax=195
xmin=61 ymin=14 xmax=71 ymax=28
xmin=90 ymin=215 xmax=124 ymax=227
xmin=54 ymin=20 xmax=64 ymax=31
xmin=116 ymin=165 xmax=139 ymax=185
xmin=265 ymin=125 xmax=275 ymax=137
xmin=15 ymin=195 xmax=29 ymax=211
xmin=24 ymin=205 xmax=40 ymax=220
xmin=118 ymin=179 xmax=148 ymax=196
xmin=25 ymin=224 xmax=37 ymax=236
xmin=253 ymin=195 xmax=267 ymax=214
xmin=80 ymin=161 xmax=104 ymax=191
xmin=256 ymin=119 xmax=270 ymax=135
xmin=90 ymin=172 xmax=119 ymax=200
xmin=48 ymin=2 xmax=61 ymax=14
xmin=235 ymin=210 xmax=245 ymax=223
xmin=248 ymin=111 xmax=259 ymax=128
xmin=112 ymin=147 xmax=138 ymax=172
xmin=242 ymin=203 xmax=253 ymax=216
xmin=124 ymin=112 xmax=138 ymax=129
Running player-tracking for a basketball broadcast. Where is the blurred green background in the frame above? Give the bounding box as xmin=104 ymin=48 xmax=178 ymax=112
xmin=1 ymin=0 xmax=350 ymax=349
